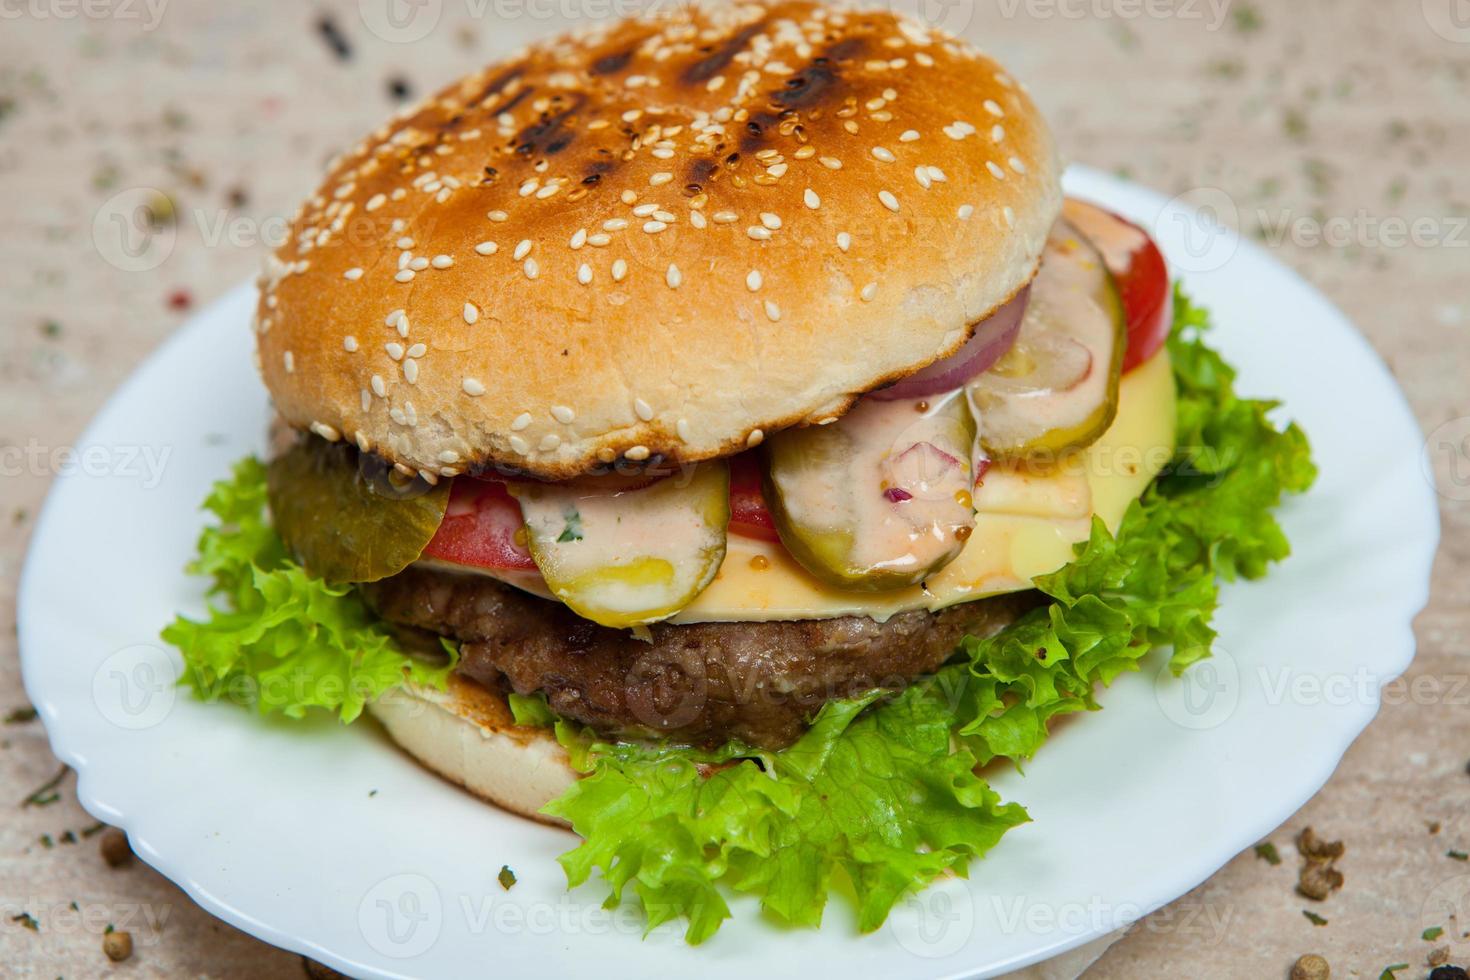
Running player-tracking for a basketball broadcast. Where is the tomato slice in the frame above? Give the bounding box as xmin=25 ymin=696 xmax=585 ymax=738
xmin=728 ymin=451 xmax=780 ymax=542
xmin=421 ymin=477 xmax=537 ymax=571
xmin=1061 ymin=198 xmax=1171 ymax=373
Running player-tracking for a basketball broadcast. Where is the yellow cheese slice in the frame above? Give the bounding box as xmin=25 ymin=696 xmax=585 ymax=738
xmin=669 ymin=348 xmax=1176 ymax=624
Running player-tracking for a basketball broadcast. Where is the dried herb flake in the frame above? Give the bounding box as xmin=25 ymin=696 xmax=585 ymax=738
xmin=498 ymin=865 xmax=516 ymax=890
xmin=1254 ymin=842 xmax=1282 ymax=865
xmin=1302 ymin=910 xmax=1328 ymax=926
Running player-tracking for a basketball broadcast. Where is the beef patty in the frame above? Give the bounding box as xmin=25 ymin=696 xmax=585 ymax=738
xmin=362 ymin=565 xmax=1037 ymax=749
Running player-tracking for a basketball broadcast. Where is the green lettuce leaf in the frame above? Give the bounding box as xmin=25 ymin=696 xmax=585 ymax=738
xmin=538 ymin=286 xmax=1315 ymax=940
xmin=161 ymin=458 xmax=455 ymax=722
xmin=162 ymin=286 xmax=1314 ymax=943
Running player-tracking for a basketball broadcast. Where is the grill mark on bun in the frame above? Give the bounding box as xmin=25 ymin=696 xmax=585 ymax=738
xmin=590 ymin=45 xmax=639 ymax=76
xmin=515 ymin=94 xmax=585 ymax=157
xmin=469 ymin=64 xmax=525 ymax=107
xmin=681 ymin=20 xmax=767 ymax=84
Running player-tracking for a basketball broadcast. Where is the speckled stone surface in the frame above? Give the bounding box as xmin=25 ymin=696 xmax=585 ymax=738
xmin=0 ymin=2 xmax=1465 ymax=978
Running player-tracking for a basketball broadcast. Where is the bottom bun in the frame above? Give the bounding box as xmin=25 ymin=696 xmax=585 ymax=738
xmin=369 ymin=673 xmax=578 ymax=827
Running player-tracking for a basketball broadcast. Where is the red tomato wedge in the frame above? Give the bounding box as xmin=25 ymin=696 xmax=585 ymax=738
xmin=728 ymin=452 xmax=780 ymax=542
xmin=1062 ymin=198 xmax=1172 ymax=373
xmin=421 ymin=478 xmax=537 ymax=571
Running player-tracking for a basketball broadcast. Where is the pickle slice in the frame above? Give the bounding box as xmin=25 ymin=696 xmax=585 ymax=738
xmin=968 ymin=218 xmax=1126 ymax=459
xmin=763 ymin=392 xmax=977 ymax=591
xmin=509 ymin=463 xmax=730 ymax=628
xmin=267 ymin=438 xmax=449 ymax=584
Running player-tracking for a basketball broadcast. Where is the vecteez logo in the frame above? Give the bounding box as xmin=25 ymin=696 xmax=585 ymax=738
xmin=92 ymin=644 xmax=179 ymax=731
xmin=1153 ymin=187 xmax=1241 ymax=274
xmin=358 ymin=873 xmax=444 ymax=958
xmin=359 ymin=0 xmax=443 ymax=44
xmin=1423 ymin=0 xmax=1470 ymax=43
xmin=1153 ymin=645 xmax=1240 ymax=731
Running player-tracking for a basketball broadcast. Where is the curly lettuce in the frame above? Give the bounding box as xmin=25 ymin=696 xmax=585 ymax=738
xmin=162 ymin=287 xmax=1314 ymax=942
xmin=161 ymin=458 xmax=455 ymax=722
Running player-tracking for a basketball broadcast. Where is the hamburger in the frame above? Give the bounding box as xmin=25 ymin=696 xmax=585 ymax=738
xmin=167 ymin=0 xmax=1312 ymax=942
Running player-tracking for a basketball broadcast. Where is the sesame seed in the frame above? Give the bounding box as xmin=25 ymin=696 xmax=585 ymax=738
xmin=987 ymin=161 xmax=1007 ymax=180
xmin=1003 ymin=206 xmax=1016 ymax=228
xmin=366 ymin=193 xmax=386 ymax=212
xmin=431 ymin=254 xmax=453 ymax=269
xmin=958 ymin=204 xmax=975 ymax=220
xmin=551 ymin=405 xmax=575 ymax=424
xmin=766 ymin=163 xmax=788 ymax=178
xmin=488 ymin=210 xmax=508 ymax=222
xmin=511 ymin=413 xmax=532 ymax=431
xmin=604 ymin=218 xmax=630 ymax=231
xmin=406 ymin=343 xmax=426 ymax=358
xmin=666 ymin=263 xmax=682 ymax=289
xmin=625 ymin=445 xmax=650 ymax=461
xmin=984 ymin=99 xmax=1005 ymax=117
xmin=587 ymin=233 xmax=611 ymax=247
xmin=409 ymin=257 xmax=429 ymax=271
xmin=519 ymin=179 xmax=538 ymax=197
xmin=620 ymin=189 xmax=638 ymax=205
xmin=650 ymin=172 xmax=674 ymax=187
xmin=644 ymin=220 xmax=668 ymax=234
xmin=944 ymin=121 xmax=977 ymax=140
xmin=633 ymin=203 xmax=659 ymax=217
xmin=403 ymin=359 xmax=419 ymax=384
xmin=747 ymin=226 xmax=773 ymax=241
xmin=747 ymin=270 xmax=763 ymax=291
xmin=343 ymin=267 xmax=364 ymax=281
xmin=396 ymin=236 xmax=415 ymax=249
xmin=371 ymin=375 xmax=387 ymax=397
xmin=395 ymin=269 xmax=415 ymax=282
xmin=861 ymin=282 xmax=878 ymax=302
xmin=1009 ymin=156 xmax=1028 ymax=174
xmin=570 ymin=228 xmax=588 ymax=249
xmin=633 ymin=398 xmax=653 ymax=421
xmin=653 ymin=210 xmax=676 ymax=223
xmin=878 ymin=190 xmax=900 ymax=212
xmin=712 ymin=211 xmax=738 ymax=224
xmin=690 ymin=210 xmax=708 ymax=229
xmin=837 ymin=232 xmax=852 ymax=252
xmin=804 ymin=188 xmax=820 ymax=210
xmin=991 ymin=124 xmax=1006 ymax=143
xmin=344 ymin=335 xmax=359 ymax=352
xmin=283 ymin=351 xmax=295 ymax=373
xmin=438 ymin=451 xmax=460 ymax=464
xmin=523 ymin=258 xmax=539 ymax=279
xmin=310 ymin=422 xmax=341 ymax=442
xmin=760 ymin=212 xmax=782 ymax=230
xmin=900 ymin=130 xmax=920 ymax=142
xmin=462 ymin=378 xmax=485 ymax=396
xmin=915 ymin=167 xmax=932 ymax=190
xmin=513 ymin=239 xmax=533 ymax=261
xmin=764 ymin=300 xmax=781 ymax=322
xmin=536 ymin=183 xmax=561 ymax=200
xmin=474 ymin=241 xmax=498 ymax=255
xmin=746 ymin=429 xmax=764 ymax=448
xmin=386 ymin=342 xmax=404 ymax=360
xmin=871 ymin=146 xmax=896 ymax=163
xmin=820 ymin=156 xmax=843 ymax=170
xmin=509 ymin=435 xmax=530 ymax=454
xmin=359 ymin=389 xmax=371 ymax=412
xmin=578 ymin=263 xmax=593 ymax=285
xmin=612 ymin=259 xmax=628 ymax=282
xmin=463 ymin=303 xmax=479 ymax=324
xmin=676 ymin=418 xmax=693 ymax=441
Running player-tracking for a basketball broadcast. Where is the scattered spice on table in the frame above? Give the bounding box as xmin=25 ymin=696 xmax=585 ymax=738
xmin=102 ymin=928 xmax=133 ymax=962
xmin=387 ymin=75 xmax=412 ymax=101
xmin=1429 ymin=947 xmax=1451 ymax=967
xmin=167 ymin=288 xmax=193 ymax=313
xmin=1291 ymin=953 xmax=1329 ymax=980
xmin=39 ymin=319 xmax=61 ymax=339
xmin=1378 ymin=965 xmax=1409 ymax=980
xmin=1302 ymin=910 xmax=1328 ymax=926
xmin=21 ymin=764 xmax=67 ymax=808
xmin=100 ymin=827 xmax=133 ymax=868
xmin=498 ymin=865 xmax=516 ymax=890
xmin=1448 ymin=849 xmax=1468 ymax=862
xmin=4 ymin=706 xmax=37 ymax=724
xmin=316 ymin=15 xmax=353 ymax=61
xmin=1255 ymin=841 xmax=1282 ymax=865
xmin=1425 ymin=926 xmax=1446 ymax=941
xmin=1297 ymin=827 xmax=1346 ymax=900
xmin=11 ymin=912 xmax=39 ymax=932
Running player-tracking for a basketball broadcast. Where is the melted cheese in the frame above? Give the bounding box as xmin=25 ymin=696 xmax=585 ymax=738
xmin=669 ymin=348 xmax=1176 ymax=624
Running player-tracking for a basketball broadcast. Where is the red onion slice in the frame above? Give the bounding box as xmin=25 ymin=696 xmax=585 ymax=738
xmin=869 ymin=286 xmax=1030 ymax=401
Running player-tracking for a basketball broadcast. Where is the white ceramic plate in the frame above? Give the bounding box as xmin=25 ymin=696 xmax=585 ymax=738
xmin=19 ymin=168 xmax=1438 ymax=979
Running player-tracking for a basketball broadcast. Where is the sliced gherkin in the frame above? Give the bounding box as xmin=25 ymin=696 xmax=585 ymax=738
xmin=969 ymin=217 xmax=1127 ymax=459
xmin=509 ymin=462 xmax=730 ymax=628
xmin=763 ymin=392 xmax=977 ymax=592
xmin=267 ymin=438 xmax=449 ymax=584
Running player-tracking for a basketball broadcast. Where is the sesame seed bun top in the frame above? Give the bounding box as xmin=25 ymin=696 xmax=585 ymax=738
xmin=255 ymin=0 xmax=1061 ymax=481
